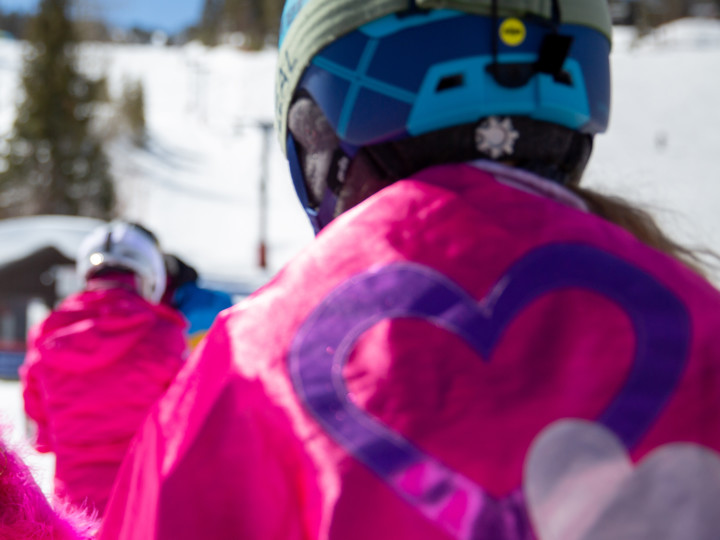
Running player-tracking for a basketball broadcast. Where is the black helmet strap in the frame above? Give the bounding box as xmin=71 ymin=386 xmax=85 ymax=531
xmin=487 ymin=0 xmax=574 ymax=88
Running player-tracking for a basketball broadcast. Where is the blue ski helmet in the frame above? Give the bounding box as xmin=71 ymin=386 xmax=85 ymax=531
xmin=276 ymin=0 xmax=612 ymax=233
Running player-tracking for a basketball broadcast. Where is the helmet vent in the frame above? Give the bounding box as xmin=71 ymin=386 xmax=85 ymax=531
xmin=436 ymin=74 xmax=465 ymax=92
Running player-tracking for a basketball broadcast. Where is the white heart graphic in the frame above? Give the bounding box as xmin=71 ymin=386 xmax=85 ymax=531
xmin=524 ymin=419 xmax=720 ymax=540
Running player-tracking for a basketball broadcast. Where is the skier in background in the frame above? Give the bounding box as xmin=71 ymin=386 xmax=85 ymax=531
xmin=100 ymin=1 xmax=720 ymax=538
xmin=20 ymin=221 xmax=187 ymax=518
xmin=162 ymin=254 xmax=234 ymax=350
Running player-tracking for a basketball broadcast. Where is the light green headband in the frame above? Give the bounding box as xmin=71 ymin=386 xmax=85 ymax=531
xmin=275 ymin=0 xmax=612 ymax=153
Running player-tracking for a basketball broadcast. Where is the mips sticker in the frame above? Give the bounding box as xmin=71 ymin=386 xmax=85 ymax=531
xmin=499 ymin=18 xmax=526 ymax=47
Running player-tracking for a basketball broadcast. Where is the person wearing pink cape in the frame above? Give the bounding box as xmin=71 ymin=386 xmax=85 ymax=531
xmin=21 ymin=221 xmax=187 ymax=518
xmin=101 ymin=1 xmax=720 ymax=539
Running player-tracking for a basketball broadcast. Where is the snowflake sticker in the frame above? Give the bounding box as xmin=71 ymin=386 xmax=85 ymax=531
xmin=475 ymin=116 xmax=520 ymax=159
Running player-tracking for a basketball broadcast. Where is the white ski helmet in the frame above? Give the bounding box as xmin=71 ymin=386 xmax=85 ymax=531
xmin=76 ymin=221 xmax=167 ymax=303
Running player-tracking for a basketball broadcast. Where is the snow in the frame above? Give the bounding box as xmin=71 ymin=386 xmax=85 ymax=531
xmin=0 ymin=379 xmax=55 ymax=494
xmin=0 ymin=41 xmax=310 ymax=285
xmin=85 ymin=43 xmax=311 ymax=282
xmin=584 ymin=23 xmax=720 ymax=269
xmin=1 ymin=18 xmax=719 ymax=496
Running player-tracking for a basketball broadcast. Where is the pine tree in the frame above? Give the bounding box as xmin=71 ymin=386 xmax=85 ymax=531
xmin=0 ymin=0 xmax=114 ymax=219
xmin=198 ymin=0 xmax=224 ymax=46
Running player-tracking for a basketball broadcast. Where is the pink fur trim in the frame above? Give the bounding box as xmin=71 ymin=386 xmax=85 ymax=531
xmin=0 ymin=429 xmax=98 ymax=539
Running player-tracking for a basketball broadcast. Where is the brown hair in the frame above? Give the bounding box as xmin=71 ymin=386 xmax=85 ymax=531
xmin=570 ymin=184 xmax=716 ymax=278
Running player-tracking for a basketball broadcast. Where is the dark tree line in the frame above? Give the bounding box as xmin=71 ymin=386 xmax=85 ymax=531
xmin=198 ymin=0 xmax=718 ymax=48
xmin=2 ymin=1 xmax=718 ymax=46
xmin=0 ymin=10 xmax=32 ymax=39
xmin=610 ymin=0 xmax=720 ymax=27
xmin=195 ymin=0 xmax=284 ymax=49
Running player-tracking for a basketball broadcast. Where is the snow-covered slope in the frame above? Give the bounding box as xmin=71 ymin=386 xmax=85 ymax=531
xmin=0 ymin=41 xmax=310 ymax=285
xmin=2 ymin=20 xmax=720 ymax=281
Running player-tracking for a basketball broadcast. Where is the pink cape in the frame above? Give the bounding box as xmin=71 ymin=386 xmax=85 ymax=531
xmin=101 ymin=164 xmax=720 ymax=539
xmin=21 ymin=282 xmax=187 ymax=516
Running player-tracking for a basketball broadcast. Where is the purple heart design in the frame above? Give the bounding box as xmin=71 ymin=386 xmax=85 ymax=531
xmin=288 ymin=243 xmax=690 ymax=539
